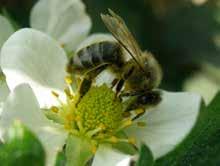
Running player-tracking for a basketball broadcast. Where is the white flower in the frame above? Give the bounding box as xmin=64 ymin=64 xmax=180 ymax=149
xmin=0 ymin=0 xmax=202 ymax=165
xmin=0 ymin=0 xmax=93 ymax=111
xmin=184 ymin=63 xmax=220 ymax=104
xmin=0 ymin=28 xmax=201 ymax=166
xmin=0 ymin=15 xmax=15 ymax=113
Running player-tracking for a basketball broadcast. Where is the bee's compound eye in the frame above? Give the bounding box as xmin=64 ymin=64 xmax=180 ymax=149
xmin=138 ymin=92 xmax=161 ymax=105
xmin=138 ymin=95 xmax=149 ymax=105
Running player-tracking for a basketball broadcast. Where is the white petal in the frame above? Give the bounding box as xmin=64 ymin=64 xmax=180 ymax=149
xmin=0 ymin=15 xmax=14 ymax=48
xmin=0 ymin=84 xmax=67 ymax=166
xmin=125 ymin=91 xmax=201 ymax=159
xmin=30 ymin=0 xmax=92 ymax=51
xmin=76 ymin=33 xmax=116 ymax=52
xmin=183 ymin=63 xmax=220 ymax=104
xmin=92 ymin=145 xmax=132 ymax=166
xmin=1 ymin=28 xmax=68 ymax=108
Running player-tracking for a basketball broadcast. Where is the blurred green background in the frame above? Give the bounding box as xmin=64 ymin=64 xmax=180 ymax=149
xmin=1 ymin=0 xmax=220 ymax=91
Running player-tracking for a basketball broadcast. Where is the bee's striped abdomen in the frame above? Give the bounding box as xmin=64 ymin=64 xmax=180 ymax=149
xmin=70 ymin=41 xmax=122 ymax=72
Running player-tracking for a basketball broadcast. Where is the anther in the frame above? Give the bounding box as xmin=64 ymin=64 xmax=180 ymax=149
xmin=60 ymin=43 xmax=65 ymax=48
xmin=135 ymin=108 xmax=145 ymax=115
xmin=128 ymin=137 xmax=136 ymax=145
xmin=117 ymin=118 xmax=133 ymax=132
xmin=91 ymin=146 xmax=97 ymax=154
xmin=122 ymin=119 xmax=133 ymax=127
xmin=65 ymin=114 xmax=74 ymax=122
xmin=51 ymin=91 xmax=59 ymax=98
xmin=109 ymin=136 xmax=118 ymax=143
xmin=65 ymin=76 xmax=73 ymax=85
xmin=64 ymin=88 xmax=72 ymax=97
xmin=51 ymin=106 xmax=59 ymax=113
xmin=122 ymin=112 xmax=131 ymax=117
xmin=86 ymin=127 xmax=103 ymax=137
xmin=64 ymin=123 xmax=72 ymax=131
xmin=137 ymin=121 xmax=146 ymax=127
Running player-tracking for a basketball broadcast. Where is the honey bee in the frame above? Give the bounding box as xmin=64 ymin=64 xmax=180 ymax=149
xmin=68 ymin=9 xmax=162 ymax=111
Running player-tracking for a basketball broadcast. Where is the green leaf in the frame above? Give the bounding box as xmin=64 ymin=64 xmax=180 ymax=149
xmin=155 ymin=92 xmax=220 ymax=165
xmin=0 ymin=121 xmax=45 ymax=166
xmin=65 ymin=134 xmax=94 ymax=166
xmin=136 ymin=144 xmax=154 ymax=166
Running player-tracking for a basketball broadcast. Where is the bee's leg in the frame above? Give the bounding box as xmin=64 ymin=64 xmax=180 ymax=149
xmin=115 ymin=79 xmax=125 ymax=96
xmin=121 ymin=96 xmax=146 ymax=120
xmin=115 ymin=66 xmax=135 ymax=97
xmin=122 ymin=91 xmax=161 ymax=120
xmin=111 ymin=78 xmax=119 ymax=89
xmin=119 ymin=90 xmax=145 ymax=97
xmin=77 ymin=65 xmax=108 ymax=105
xmin=78 ymin=75 xmax=92 ymax=99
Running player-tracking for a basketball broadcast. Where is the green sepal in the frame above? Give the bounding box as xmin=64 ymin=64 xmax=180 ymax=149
xmin=155 ymin=92 xmax=220 ymax=165
xmin=0 ymin=121 xmax=45 ymax=166
xmin=55 ymin=151 xmax=66 ymax=166
xmin=112 ymin=131 xmax=137 ymax=155
xmin=65 ymin=134 xmax=94 ymax=166
xmin=136 ymin=144 xmax=154 ymax=166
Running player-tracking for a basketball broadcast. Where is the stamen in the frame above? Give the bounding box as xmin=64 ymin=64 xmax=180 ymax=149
xmin=137 ymin=121 xmax=146 ymax=127
xmin=65 ymin=75 xmax=73 ymax=85
xmin=86 ymin=127 xmax=103 ymax=137
xmin=128 ymin=137 xmax=136 ymax=145
xmin=91 ymin=146 xmax=97 ymax=154
xmin=51 ymin=91 xmax=59 ymax=98
xmin=65 ymin=114 xmax=74 ymax=122
xmin=69 ymin=129 xmax=79 ymax=136
xmin=64 ymin=88 xmax=72 ymax=97
xmin=108 ymin=136 xmax=119 ymax=143
xmin=117 ymin=118 xmax=133 ymax=132
xmin=64 ymin=123 xmax=72 ymax=131
xmin=122 ymin=112 xmax=131 ymax=118
xmin=76 ymin=118 xmax=84 ymax=132
xmin=134 ymin=108 xmax=145 ymax=115
xmin=60 ymin=43 xmax=65 ymax=48
xmin=51 ymin=106 xmax=59 ymax=113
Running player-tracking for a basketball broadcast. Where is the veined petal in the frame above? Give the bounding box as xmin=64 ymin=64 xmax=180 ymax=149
xmin=0 ymin=15 xmax=14 ymax=48
xmin=0 ymin=84 xmax=67 ymax=166
xmin=1 ymin=28 xmax=68 ymax=108
xmin=92 ymin=145 xmax=132 ymax=166
xmin=125 ymin=91 xmax=201 ymax=159
xmin=76 ymin=33 xmax=115 ymax=52
xmin=30 ymin=0 xmax=92 ymax=51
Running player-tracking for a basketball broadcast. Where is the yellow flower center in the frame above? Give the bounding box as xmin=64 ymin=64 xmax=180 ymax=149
xmin=76 ymin=85 xmax=123 ymax=133
xmin=46 ymin=76 xmax=148 ymax=152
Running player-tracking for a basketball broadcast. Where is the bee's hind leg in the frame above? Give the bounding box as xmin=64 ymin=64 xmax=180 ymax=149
xmin=77 ymin=65 xmax=108 ymax=104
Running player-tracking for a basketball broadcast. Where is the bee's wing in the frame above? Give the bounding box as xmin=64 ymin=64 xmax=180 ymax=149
xmin=101 ymin=9 xmax=145 ymax=70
